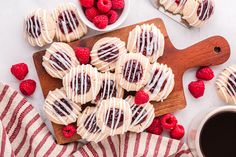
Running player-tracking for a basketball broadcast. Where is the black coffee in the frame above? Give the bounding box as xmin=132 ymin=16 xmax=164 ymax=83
xmin=200 ymin=112 xmax=236 ymax=157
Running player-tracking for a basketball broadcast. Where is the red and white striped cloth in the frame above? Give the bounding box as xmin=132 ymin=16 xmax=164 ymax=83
xmin=0 ymin=83 xmax=192 ymax=157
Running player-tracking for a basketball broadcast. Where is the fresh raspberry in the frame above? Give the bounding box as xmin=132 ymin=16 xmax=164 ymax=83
xmin=170 ymin=124 xmax=185 ymax=140
xmin=97 ymin=0 xmax=112 ymax=13
xmin=111 ymin=0 xmax=124 ymax=9
xmin=75 ymin=47 xmax=91 ymax=64
xmin=146 ymin=117 xmax=163 ymax=135
xmin=161 ymin=113 xmax=178 ymax=130
xmin=196 ymin=67 xmax=214 ymax=81
xmin=93 ymin=15 xmax=108 ymax=29
xmin=80 ymin=0 xmax=94 ymax=8
xmin=134 ymin=90 xmax=149 ymax=105
xmin=62 ymin=124 xmax=77 ymax=138
xmin=107 ymin=10 xmax=118 ymax=24
xmin=85 ymin=7 xmax=99 ymax=21
xmin=188 ymin=80 xmax=205 ymax=98
xmin=11 ymin=63 xmax=29 ymax=80
xmin=19 ymin=79 xmax=36 ymax=96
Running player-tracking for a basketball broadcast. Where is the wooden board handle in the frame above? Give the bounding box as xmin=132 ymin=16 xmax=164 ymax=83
xmin=178 ymin=36 xmax=230 ymax=69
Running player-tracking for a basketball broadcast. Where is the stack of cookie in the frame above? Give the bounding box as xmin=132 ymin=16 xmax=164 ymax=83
xmin=158 ymin=0 xmax=215 ymax=27
xmin=43 ymin=23 xmax=175 ymax=143
xmin=24 ymin=3 xmax=88 ymax=47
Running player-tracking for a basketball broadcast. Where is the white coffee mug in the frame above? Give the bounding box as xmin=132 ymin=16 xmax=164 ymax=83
xmin=187 ymin=106 xmax=236 ymax=157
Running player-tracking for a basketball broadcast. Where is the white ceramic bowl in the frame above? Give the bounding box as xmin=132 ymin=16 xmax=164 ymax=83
xmin=77 ymin=0 xmax=131 ymax=32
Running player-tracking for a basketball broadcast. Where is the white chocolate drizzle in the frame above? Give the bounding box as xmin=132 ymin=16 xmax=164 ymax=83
xmin=53 ymin=3 xmax=87 ymax=42
xmin=97 ymin=98 xmax=132 ymax=136
xmin=44 ymin=89 xmax=80 ymax=125
xmin=183 ymin=0 xmax=214 ymax=26
xmin=42 ymin=43 xmax=79 ymax=79
xmin=91 ymin=38 xmax=126 ymax=71
xmin=160 ymin=0 xmax=187 ymax=14
xmin=120 ymin=54 xmax=150 ymax=91
xmin=25 ymin=9 xmax=53 ymax=47
xmin=100 ymin=73 xmax=116 ymax=100
xmin=144 ymin=63 xmax=174 ymax=101
xmin=216 ymin=66 xmax=236 ymax=104
xmin=96 ymin=72 xmax=118 ymax=102
xmin=77 ymin=107 xmax=107 ymax=143
xmin=128 ymin=24 xmax=164 ymax=62
xmin=126 ymin=96 xmax=155 ymax=132
xmin=63 ymin=65 xmax=100 ymax=104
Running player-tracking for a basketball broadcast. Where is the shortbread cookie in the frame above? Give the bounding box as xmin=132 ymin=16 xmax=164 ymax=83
xmin=52 ymin=3 xmax=87 ymax=42
xmin=63 ymin=64 xmax=101 ymax=104
xmin=43 ymin=88 xmax=81 ymax=125
xmin=115 ymin=53 xmax=151 ymax=91
xmin=159 ymin=0 xmax=187 ymax=14
xmin=126 ymin=96 xmax=155 ymax=133
xmin=216 ymin=65 xmax=236 ymax=104
xmin=93 ymin=72 xmax=124 ymax=103
xmin=183 ymin=0 xmax=214 ymax=27
xmin=127 ymin=24 xmax=164 ymax=63
xmin=144 ymin=62 xmax=174 ymax=102
xmin=42 ymin=42 xmax=79 ymax=79
xmin=91 ymin=37 xmax=127 ymax=72
xmin=96 ymin=98 xmax=132 ymax=136
xmin=25 ymin=9 xmax=56 ymax=47
xmin=77 ymin=107 xmax=108 ymax=143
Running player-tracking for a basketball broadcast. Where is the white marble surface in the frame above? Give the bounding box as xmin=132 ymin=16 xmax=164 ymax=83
xmin=0 ymin=0 xmax=235 ymax=140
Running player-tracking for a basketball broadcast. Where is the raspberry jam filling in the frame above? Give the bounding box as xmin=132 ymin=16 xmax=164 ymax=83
xmin=70 ymin=73 xmax=91 ymax=95
xmin=96 ymin=80 xmax=117 ymax=101
xmin=98 ymin=44 xmax=119 ymax=62
xmin=149 ymin=70 xmax=167 ymax=93
xmin=53 ymin=98 xmax=72 ymax=116
xmin=175 ymin=0 xmax=186 ymax=5
xmin=106 ymin=108 xmax=124 ymax=129
xmin=138 ymin=32 xmax=154 ymax=56
xmin=227 ymin=73 xmax=236 ymax=95
xmin=123 ymin=60 xmax=143 ymax=83
xmin=58 ymin=10 xmax=79 ymax=34
xmin=84 ymin=114 xmax=101 ymax=133
xmin=50 ymin=52 xmax=71 ymax=70
xmin=26 ymin=16 xmax=41 ymax=38
xmin=197 ymin=0 xmax=214 ymax=21
xmin=131 ymin=106 xmax=147 ymax=125
xmin=175 ymin=0 xmax=180 ymax=5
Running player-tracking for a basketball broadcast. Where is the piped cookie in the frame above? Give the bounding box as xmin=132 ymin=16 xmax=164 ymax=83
xmin=96 ymin=98 xmax=132 ymax=136
xmin=216 ymin=65 xmax=236 ymax=104
xmin=63 ymin=64 xmax=101 ymax=104
xmin=25 ymin=9 xmax=56 ymax=47
xmin=77 ymin=107 xmax=108 ymax=143
xmin=144 ymin=62 xmax=174 ymax=102
xmin=91 ymin=37 xmax=127 ymax=72
xmin=42 ymin=42 xmax=79 ymax=79
xmin=52 ymin=3 xmax=87 ymax=42
xmin=115 ymin=53 xmax=151 ymax=91
xmin=183 ymin=0 xmax=215 ymax=27
xmin=127 ymin=24 xmax=164 ymax=63
xmin=126 ymin=96 xmax=155 ymax=133
xmin=94 ymin=72 xmax=124 ymax=103
xmin=43 ymin=88 xmax=81 ymax=125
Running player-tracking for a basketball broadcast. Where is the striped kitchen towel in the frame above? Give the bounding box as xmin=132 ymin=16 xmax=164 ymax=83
xmin=0 ymin=83 xmax=192 ymax=157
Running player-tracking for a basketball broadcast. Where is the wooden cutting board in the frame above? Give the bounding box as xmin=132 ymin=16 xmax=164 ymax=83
xmin=33 ymin=18 xmax=230 ymax=144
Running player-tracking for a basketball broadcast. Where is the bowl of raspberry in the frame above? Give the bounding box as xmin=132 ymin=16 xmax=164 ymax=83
xmin=78 ymin=0 xmax=130 ymax=31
